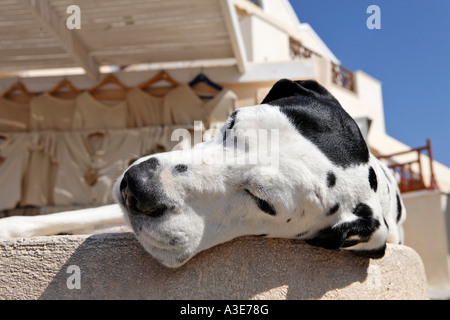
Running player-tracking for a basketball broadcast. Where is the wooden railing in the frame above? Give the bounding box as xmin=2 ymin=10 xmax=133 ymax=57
xmin=289 ymin=38 xmax=356 ymax=93
xmin=331 ymin=62 xmax=355 ymax=92
xmin=289 ymin=38 xmax=321 ymax=60
xmin=377 ymin=139 xmax=439 ymax=193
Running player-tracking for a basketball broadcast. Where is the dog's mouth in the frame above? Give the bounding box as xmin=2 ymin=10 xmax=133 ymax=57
xmin=112 ymin=165 xmax=213 ymax=267
xmin=137 ymin=226 xmax=190 ymax=251
xmin=116 ymin=198 xmax=187 ymax=251
xmin=114 ymin=183 xmax=197 ymax=267
xmin=134 ymin=227 xmax=195 ymax=268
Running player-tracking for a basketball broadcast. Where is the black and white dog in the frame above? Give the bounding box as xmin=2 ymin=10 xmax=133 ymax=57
xmin=0 ymin=79 xmax=406 ymax=268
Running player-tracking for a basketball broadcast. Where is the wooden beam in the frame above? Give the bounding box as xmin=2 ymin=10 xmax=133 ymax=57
xmin=0 ymin=60 xmax=316 ymax=94
xmin=20 ymin=0 xmax=100 ymax=80
xmin=220 ymin=0 xmax=248 ymax=74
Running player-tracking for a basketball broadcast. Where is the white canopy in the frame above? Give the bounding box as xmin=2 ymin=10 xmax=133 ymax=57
xmin=0 ymin=0 xmax=247 ymax=79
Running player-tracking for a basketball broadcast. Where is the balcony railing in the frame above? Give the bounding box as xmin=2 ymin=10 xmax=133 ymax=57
xmin=289 ymin=38 xmax=321 ymax=60
xmin=289 ymin=38 xmax=356 ymax=93
xmin=377 ymin=139 xmax=439 ymax=193
xmin=331 ymin=62 xmax=355 ymax=92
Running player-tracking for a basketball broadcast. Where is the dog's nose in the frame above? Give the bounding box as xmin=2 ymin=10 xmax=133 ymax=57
xmin=119 ymin=158 xmax=168 ymax=217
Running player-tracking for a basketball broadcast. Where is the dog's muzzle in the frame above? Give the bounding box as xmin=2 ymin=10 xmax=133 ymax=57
xmin=119 ymin=157 xmax=172 ymax=217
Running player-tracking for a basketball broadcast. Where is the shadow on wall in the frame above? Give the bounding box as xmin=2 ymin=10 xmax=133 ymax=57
xmin=39 ymin=233 xmax=370 ymax=300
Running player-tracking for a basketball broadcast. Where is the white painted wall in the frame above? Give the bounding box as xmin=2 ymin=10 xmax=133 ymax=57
xmin=354 ymin=70 xmax=386 ymax=133
xmin=239 ymin=15 xmax=290 ymax=63
xmin=261 ymin=0 xmax=301 ymax=28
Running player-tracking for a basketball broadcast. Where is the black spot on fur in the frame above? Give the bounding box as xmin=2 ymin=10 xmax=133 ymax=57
xmin=306 ymin=227 xmax=342 ymax=250
xmin=327 ymin=203 xmax=340 ymax=216
xmin=352 ymin=203 xmax=373 ymax=219
xmin=369 ymin=166 xmax=378 ymax=192
xmin=245 ymin=189 xmax=276 ymax=216
xmin=262 ymin=79 xmax=369 ymax=168
xmin=295 ymin=231 xmax=308 ymax=238
xmin=173 ymin=164 xmax=188 ymax=174
xmin=327 ymin=171 xmax=336 ymax=188
xmin=396 ymin=193 xmax=402 ymax=223
xmin=306 ymin=203 xmax=380 ymax=251
xmin=286 ymin=218 xmax=291 ymax=223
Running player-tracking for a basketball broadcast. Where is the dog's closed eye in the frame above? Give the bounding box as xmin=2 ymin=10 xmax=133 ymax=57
xmin=244 ymin=189 xmax=276 ymax=216
xmin=223 ymin=111 xmax=238 ymax=142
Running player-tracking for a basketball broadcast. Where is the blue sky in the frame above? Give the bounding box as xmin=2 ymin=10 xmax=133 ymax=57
xmin=290 ymin=0 xmax=450 ymax=167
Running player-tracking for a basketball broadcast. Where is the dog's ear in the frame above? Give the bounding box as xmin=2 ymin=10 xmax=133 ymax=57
xmin=262 ymin=79 xmax=369 ymax=168
xmin=261 ymin=79 xmax=333 ymax=104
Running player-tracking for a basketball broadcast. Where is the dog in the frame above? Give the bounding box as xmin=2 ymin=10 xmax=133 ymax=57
xmin=0 ymin=79 xmax=406 ymax=268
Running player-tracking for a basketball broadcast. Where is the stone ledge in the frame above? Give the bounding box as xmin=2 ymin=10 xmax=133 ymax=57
xmin=0 ymin=233 xmax=428 ymax=300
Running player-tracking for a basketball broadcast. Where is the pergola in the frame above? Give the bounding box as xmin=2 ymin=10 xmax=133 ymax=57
xmin=0 ymin=0 xmax=248 ymax=79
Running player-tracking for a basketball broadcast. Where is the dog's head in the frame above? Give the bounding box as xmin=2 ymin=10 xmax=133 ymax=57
xmin=114 ymin=79 xmax=403 ymax=268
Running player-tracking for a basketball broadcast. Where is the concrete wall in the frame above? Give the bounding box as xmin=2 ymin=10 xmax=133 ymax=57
xmin=0 ymin=233 xmax=428 ymax=300
xmin=402 ymin=190 xmax=450 ymax=290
